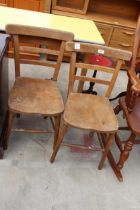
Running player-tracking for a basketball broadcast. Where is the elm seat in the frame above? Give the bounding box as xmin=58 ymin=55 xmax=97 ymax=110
xmin=64 ymin=93 xmax=118 ymax=132
xmin=9 ymin=77 xmax=64 ymax=115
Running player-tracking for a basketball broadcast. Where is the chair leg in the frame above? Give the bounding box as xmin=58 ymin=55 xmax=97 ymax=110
xmin=53 ymin=115 xmax=61 ymax=150
xmin=117 ymin=133 xmax=136 ymax=170
xmin=50 ymin=124 xmax=68 ymax=163
xmin=49 ymin=116 xmax=55 ymax=130
xmin=4 ymin=111 xmax=14 ymax=150
xmin=98 ymin=133 xmax=114 ymax=170
xmin=115 ymin=133 xmax=123 ymax=152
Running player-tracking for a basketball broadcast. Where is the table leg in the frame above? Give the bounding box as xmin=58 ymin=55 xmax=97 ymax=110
xmin=0 ymin=147 xmax=4 ymax=159
xmin=82 ymin=70 xmax=98 ymax=94
xmin=77 ymin=68 xmax=87 ymax=93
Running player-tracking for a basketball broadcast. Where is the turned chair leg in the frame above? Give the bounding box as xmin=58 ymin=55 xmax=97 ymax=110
xmin=4 ymin=111 xmax=14 ymax=150
xmin=53 ymin=115 xmax=61 ymax=150
xmin=98 ymin=133 xmax=114 ymax=170
xmin=117 ymin=133 xmax=136 ymax=170
xmin=50 ymin=124 xmax=68 ymax=163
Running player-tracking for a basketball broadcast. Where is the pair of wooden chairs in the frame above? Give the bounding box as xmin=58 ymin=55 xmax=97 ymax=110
xmin=5 ymin=24 xmax=131 ymax=172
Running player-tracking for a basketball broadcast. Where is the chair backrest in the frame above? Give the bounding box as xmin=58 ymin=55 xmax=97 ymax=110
xmin=66 ymin=41 xmax=132 ymax=97
xmin=125 ymin=14 xmax=140 ymax=111
xmin=6 ymin=24 xmax=74 ymax=81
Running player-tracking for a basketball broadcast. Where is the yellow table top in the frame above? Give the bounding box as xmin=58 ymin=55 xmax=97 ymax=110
xmin=0 ymin=6 xmax=104 ymax=45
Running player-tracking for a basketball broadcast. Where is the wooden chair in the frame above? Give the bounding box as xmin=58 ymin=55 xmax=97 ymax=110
xmin=50 ymin=41 xmax=131 ymax=169
xmin=4 ymin=24 xmax=74 ymax=150
xmin=114 ymin=14 xmax=140 ymax=171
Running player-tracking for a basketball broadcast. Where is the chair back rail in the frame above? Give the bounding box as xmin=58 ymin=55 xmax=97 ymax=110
xmin=66 ymin=42 xmax=132 ymax=60
xmin=6 ymin=24 xmax=73 ymax=41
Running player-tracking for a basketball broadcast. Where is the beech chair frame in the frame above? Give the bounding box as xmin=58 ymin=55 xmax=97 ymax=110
xmin=50 ymin=41 xmax=131 ymax=172
xmin=4 ymin=24 xmax=74 ymax=151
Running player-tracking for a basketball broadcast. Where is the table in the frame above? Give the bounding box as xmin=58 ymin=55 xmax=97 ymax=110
xmin=0 ymin=6 xmax=104 ymax=44
xmin=0 ymin=34 xmax=9 ymax=158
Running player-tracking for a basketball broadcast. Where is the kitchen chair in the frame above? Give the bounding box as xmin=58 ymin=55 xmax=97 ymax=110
xmin=114 ymin=14 xmax=140 ymax=171
xmin=4 ymin=24 xmax=74 ymax=150
xmin=50 ymin=41 xmax=131 ymax=169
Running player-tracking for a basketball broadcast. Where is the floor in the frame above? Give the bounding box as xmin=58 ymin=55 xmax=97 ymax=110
xmin=0 ymin=59 xmax=140 ymax=210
